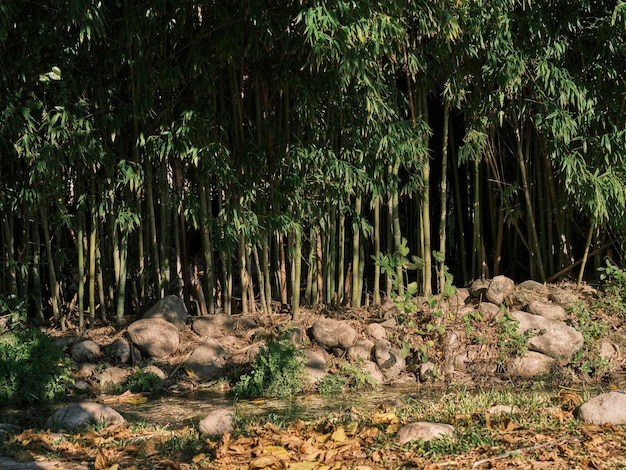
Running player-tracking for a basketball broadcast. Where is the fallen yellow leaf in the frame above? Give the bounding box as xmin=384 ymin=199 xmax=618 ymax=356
xmin=371 ymin=411 xmax=398 ymax=424
xmin=331 ymin=427 xmax=346 ymax=443
xmin=192 ymin=453 xmax=206 ymax=463
xmin=287 ymin=463 xmax=319 ymax=470
xmin=250 ymin=455 xmax=277 ymax=468
xmin=127 ymin=396 xmax=148 ymax=405
xmin=94 ymin=449 xmax=109 ymax=470
xmin=262 ymin=444 xmax=290 ymax=455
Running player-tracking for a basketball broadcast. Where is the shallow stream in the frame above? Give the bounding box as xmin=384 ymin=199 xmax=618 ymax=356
xmin=114 ymin=383 xmax=441 ymax=428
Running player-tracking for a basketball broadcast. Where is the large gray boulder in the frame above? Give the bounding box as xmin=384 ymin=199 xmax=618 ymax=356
xmin=127 ymin=318 xmax=180 ymax=359
xmin=512 ymin=280 xmax=549 ymax=307
xmin=396 ymin=422 xmax=455 ymax=444
xmin=373 ymin=339 xmax=406 ymax=379
xmin=143 ymin=295 xmax=188 ymax=330
xmin=185 ymin=339 xmax=228 ymax=380
xmin=486 ymin=275 xmax=515 ymax=305
xmin=527 ymin=300 xmax=567 ymax=321
xmin=310 ymin=318 xmax=357 ymax=350
xmin=347 ymin=340 xmax=374 ymax=363
xmin=192 ymin=314 xmax=256 ymax=338
xmin=70 ymin=340 xmax=101 ymax=363
xmin=47 ymin=402 xmax=124 ymax=429
xmin=303 ymin=349 xmax=328 ymax=384
xmin=512 ymin=310 xmax=583 ymax=363
xmin=506 ymin=350 xmax=555 ymax=379
xmin=579 ymin=391 xmax=626 ymax=425
xmin=199 ymin=409 xmax=234 ymax=435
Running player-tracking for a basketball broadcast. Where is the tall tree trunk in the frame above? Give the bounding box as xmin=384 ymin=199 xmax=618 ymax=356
xmin=278 ymin=232 xmax=288 ymax=307
xmin=420 ymin=88 xmax=432 ymax=295
xmin=292 ymin=229 xmax=302 ymax=319
xmin=39 ymin=205 xmax=62 ymax=326
xmin=327 ymin=209 xmax=337 ymax=305
xmin=338 ymin=213 xmax=346 ymax=304
xmin=253 ymin=245 xmax=268 ymax=314
xmin=516 ymin=125 xmax=546 ymax=281
xmin=262 ymin=234 xmax=272 ymax=313
xmin=471 ymin=158 xmax=482 ymax=279
xmin=577 ymin=225 xmax=594 ymax=289
xmin=351 ymin=195 xmax=362 ymax=307
xmin=31 ymin=218 xmax=44 ymax=323
xmin=116 ymin=227 xmax=128 ymax=329
xmin=77 ymin=206 xmax=85 ymax=329
xmin=238 ymin=237 xmax=248 ymax=314
xmin=390 ymin=171 xmax=403 ymax=295
xmin=88 ymin=177 xmax=97 ymax=328
xmin=438 ymin=102 xmax=450 ymax=293
xmin=373 ymin=196 xmax=381 ymax=305
xmin=199 ymin=179 xmax=215 ymax=314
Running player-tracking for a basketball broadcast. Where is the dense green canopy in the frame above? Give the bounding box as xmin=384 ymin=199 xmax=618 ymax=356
xmin=1 ymin=0 xmax=625 ymax=327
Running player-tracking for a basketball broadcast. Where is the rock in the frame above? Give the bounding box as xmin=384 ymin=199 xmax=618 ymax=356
xmin=373 ymin=340 xmax=406 ymax=379
xmin=360 ymin=361 xmax=385 ymax=383
xmin=527 ymin=300 xmax=567 ymax=321
xmin=447 ymin=287 xmax=471 ymax=311
xmin=597 ymin=340 xmax=620 ymax=364
xmin=100 ymin=366 xmax=129 ymax=392
xmin=469 ymin=278 xmax=490 ymax=299
xmin=71 ymin=340 xmax=101 ymax=363
xmin=548 ymin=286 xmax=580 ymax=309
xmin=486 ymin=275 xmax=515 ymax=305
xmin=127 ymin=318 xmax=180 ymax=359
xmin=579 ymin=391 xmax=626 ymax=425
xmin=507 ymin=351 xmax=555 ymax=378
xmin=47 ymin=402 xmax=124 ymax=429
xmin=365 ymin=323 xmax=387 ymax=340
xmin=347 ymin=340 xmax=374 ymax=363
xmin=512 ymin=310 xmax=584 ymax=363
xmin=512 ymin=280 xmax=548 ymax=307
xmin=199 ymin=409 xmax=234 ymax=435
xmin=105 ymin=337 xmax=131 ymax=364
xmin=143 ymin=364 xmax=167 ymax=380
xmin=143 ymin=295 xmax=188 ymax=329
xmin=396 ymin=422 xmax=455 ymax=444
xmin=0 ymin=423 xmax=21 ymax=437
xmin=72 ymin=379 xmax=91 ymax=394
xmin=185 ymin=339 xmax=228 ymax=380
xmin=303 ymin=349 xmax=328 ymax=384
xmin=193 ymin=314 xmax=256 ymax=338
xmin=286 ymin=327 xmax=308 ymax=345
xmin=77 ymin=363 xmax=98 ymax=378
xmin=419 ymin=361 xmax=438 ymax=383
xmin=310 ymin=318 xmax=357 ymax=350
xmin=477 ymin=302 xmax=502 ymax=320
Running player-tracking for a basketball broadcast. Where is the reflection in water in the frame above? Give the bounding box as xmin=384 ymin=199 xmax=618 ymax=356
xmin=115 ymin=384 xmax=433 ymax=428
xmin=0 ymin=384 xmax=442 ymax=429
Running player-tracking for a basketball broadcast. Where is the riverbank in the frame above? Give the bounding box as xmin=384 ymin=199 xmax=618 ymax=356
xmin=2 ymin=276 xmax=626 ymax=468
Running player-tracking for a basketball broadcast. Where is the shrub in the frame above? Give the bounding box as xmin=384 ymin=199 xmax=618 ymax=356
xmin=317 ymin=362 xmax=377 ymax=395
xmin=126 ymin=367 xmax=163 ymax=393
xmin=0 ymin=329 xmax=73 ymax=404
xmin=234 ymin=340 xmax=305 ymax=398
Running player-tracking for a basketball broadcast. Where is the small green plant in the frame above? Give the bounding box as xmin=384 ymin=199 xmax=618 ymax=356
xmin=234 ymin=340 xmax=305 ymax=398
xmin=569 ymin=302 xmax=610 ymax=376
xmin=598 ymin=260 xmax=626 ymax=318
xmin=0 ymin=329 xmax=73 ymax=404
xmin=317 ymin=362 xmax=377 ymax=395
xmin=126 ymin=367 xmax=163 ymax=393
xmin=495 ymin=311 xmax=530 ymax=365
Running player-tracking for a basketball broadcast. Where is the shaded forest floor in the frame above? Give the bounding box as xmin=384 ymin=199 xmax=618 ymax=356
xmin=2 ymin=280 xmax=626 ymax=469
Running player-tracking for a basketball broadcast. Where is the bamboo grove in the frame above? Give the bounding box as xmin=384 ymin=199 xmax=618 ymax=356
xmin=1 ymin=1 xmax=625 ymax=328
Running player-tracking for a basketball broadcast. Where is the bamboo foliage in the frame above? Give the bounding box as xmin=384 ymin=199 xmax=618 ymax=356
xmin=1 ymin=0 xmax=625 ymax=327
